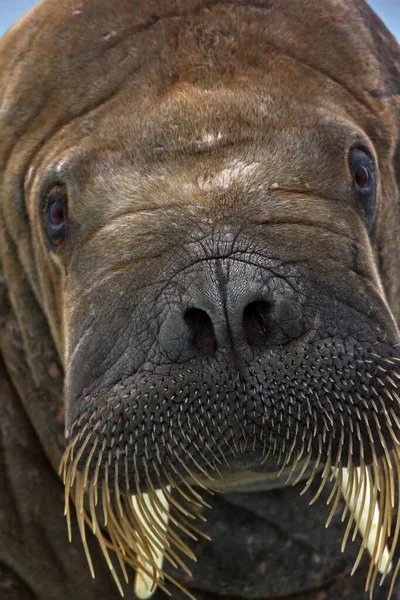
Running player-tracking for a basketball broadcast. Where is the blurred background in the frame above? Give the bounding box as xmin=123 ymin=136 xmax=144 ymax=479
xmin=0 ymin=0 xmax=399 ymax=39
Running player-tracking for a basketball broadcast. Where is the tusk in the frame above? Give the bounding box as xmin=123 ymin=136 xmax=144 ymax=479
xmin=132 ymin=486 xmax=171 ymax=599
xmin=340 ymin=467 xmax=391 ymax=574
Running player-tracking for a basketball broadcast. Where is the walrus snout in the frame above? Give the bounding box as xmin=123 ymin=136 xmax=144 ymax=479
xmin=61 ymin=238 xmax=400 ymax=597
xmin=64 ymin=234 xmax=400 ymax=488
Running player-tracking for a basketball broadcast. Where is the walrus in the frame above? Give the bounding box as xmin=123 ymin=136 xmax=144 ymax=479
xmin=1 ymin=0 xmax=400 ymax=598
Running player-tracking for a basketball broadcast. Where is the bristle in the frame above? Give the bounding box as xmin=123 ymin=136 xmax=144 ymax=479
xmin=339 ymin=465 xmax=392 ymax=580
xmin=74 ymin=471 xmax=96 ymax=578
xmin=59 ymin=345 xmax=400 ymax=600
xmin=100 ymin=483 xmax=126 ymax=596
xmin=308 ymin=458 xmax=331 ymax=505
xmin=132 ymin=487 xmax=171 ymax=599
xmin=326 ymin=467 xmax=343 ymax=528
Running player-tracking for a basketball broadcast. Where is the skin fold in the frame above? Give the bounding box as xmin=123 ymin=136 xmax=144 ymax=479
xmin=0 ymin=0 xmax=400 ymax=598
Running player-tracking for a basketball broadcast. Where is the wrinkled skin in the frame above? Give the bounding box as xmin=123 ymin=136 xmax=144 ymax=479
xmin=1 ymin=0 xmax=400 ymax=599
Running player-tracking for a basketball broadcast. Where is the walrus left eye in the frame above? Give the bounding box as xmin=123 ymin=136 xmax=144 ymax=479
xmin=45 ymin=187 xmax=68 ymax=247
xmin=349 ymin=147 xmax=377 ymax=231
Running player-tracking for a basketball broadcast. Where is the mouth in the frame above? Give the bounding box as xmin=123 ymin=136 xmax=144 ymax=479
xmin=60 ymin=336 xmax=400 ymax=599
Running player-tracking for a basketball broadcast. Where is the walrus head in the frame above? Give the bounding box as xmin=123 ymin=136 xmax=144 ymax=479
xmin=1 ymin=0 xmax=400 ymax=598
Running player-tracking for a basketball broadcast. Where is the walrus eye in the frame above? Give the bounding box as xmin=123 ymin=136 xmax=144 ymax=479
xmin=349 ymin=147 xmax=376 ymax=231
xmin=45 ymin=187 xmax=68 ymax=246
xmin=354 ymin=164 xmax=370 ymax=188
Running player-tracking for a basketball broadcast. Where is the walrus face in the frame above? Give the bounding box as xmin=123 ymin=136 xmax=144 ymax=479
xmin=36 ymin=88 xmax=400 ymax=596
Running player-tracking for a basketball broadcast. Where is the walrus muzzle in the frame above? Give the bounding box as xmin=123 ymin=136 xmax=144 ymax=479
xmin=61 ymin=202 xmax=400 ymax=598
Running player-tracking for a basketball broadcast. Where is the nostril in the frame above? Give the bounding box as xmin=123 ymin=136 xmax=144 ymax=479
xmin=184 ymin=308 xmax=217 ymax=356
xmin=243 ymin=301 xmax=271 ymax=346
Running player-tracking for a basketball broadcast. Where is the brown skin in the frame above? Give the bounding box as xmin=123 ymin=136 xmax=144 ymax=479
xmin=0 ymin=0 xmax=400 ymax=598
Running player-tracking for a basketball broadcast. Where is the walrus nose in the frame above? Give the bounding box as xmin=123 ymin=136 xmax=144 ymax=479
xmin=183 ymin=300 xmax=271 ymax=354
xmin=158 ymin=260 xmax=307 ymax=360
xmin=159 ymin=284 xmax=293 ymax=360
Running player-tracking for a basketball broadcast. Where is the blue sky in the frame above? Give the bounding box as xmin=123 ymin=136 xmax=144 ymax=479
xmin=0 ymin=1 xmax=399 ymax=39
xmin=0 ymin=0 xmax=399 ymax=39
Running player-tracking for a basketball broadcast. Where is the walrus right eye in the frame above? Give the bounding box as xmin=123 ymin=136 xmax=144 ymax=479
xmin=45 ymin=187 xmax=68 ymax=247
xmin=349 ymin=147 xmax=377 ymax=232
